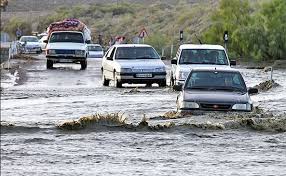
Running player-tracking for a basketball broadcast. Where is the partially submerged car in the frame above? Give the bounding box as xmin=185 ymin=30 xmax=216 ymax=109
xmin=170 ymin=44 xmax=236 ymax=88
xmin=87 ymin=44 xmax=104 ymax=58
xmin=101 ymin=44 xmax=167 ymax=88
xmin=18 ymin=36 xmax=42 ymax=54
xmin=176 ymin=68 xmax=258 ymax=112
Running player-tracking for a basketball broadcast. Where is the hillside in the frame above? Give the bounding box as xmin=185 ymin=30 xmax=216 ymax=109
xmin=3 ymin=0 xmax=208 ymax=12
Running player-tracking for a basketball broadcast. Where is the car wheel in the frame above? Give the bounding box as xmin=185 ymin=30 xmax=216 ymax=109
xmin=114 ymin=72 xmax=122 ymax=88
xmin=46 ymin=60 xmax=53 ymax=69
xmin=80 ymin=60 xmax=87 ymax=70
xmin=170 ymin=75 xmax=174 ymax=87
xmin=159 ymin=79 xmax=167 ymax=87
xmin=102 ymin=72 xmax=110 ymax=86
xmin=146 ymin=83 xmax=152 ymax=87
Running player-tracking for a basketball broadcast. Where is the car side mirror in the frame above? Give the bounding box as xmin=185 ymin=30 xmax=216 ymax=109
xmin=161 ymin=56 xmax=166 ymax=60
xmin=86 ymin=40 xmax=91 ymax=44
xmin=43 ymin=40 xmax=48 ymax=43
xmin=171 ymin=59 xmax=177 ymax=65
xmin=107 ymin=56 xmax=113 ymax=61
xmin=248 ymin=87 xmax=258 ymax=95
xmin=173 ymin=84 xmax=183 ymax=91
xmin=230 ymin=60 xmax=236 ymax=66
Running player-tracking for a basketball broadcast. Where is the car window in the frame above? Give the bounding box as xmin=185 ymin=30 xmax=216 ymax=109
xmin=88 ymin=46 xmax=102 ymax=51
xmin=20 ymin=37 xmax=39 ymax=42
xmin=185 ymin=71 xmax=247 ymax=91
xmin=115 ymin=47 xmax=160 ymax=60
xmin=109 ymin=47 xmax=116 ymax=60
xmin=179 ymin=49 xmax=228 ymax=65
xmin=49 ymin=32 xmax=84 ymax=43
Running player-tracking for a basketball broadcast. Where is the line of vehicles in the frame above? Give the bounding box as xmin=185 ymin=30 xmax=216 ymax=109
xmin=18 ymin=19 xmax=258 ymax=112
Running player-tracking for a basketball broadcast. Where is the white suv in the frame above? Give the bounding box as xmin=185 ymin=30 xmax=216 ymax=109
xmin=170 ymin=44 xmax=236 ymax=88
xmin=101 ymin=44 xmax=167 ymax=88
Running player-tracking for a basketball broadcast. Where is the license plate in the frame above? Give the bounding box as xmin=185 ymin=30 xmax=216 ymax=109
xmin=136 ymin=73 xmax=152 ymax=78
xmin=59 ymin=59 xmax=73 ymax=62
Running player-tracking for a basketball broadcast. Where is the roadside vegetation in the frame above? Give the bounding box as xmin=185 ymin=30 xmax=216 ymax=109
xmin=2 ymin=0 xmax=285 ymax=61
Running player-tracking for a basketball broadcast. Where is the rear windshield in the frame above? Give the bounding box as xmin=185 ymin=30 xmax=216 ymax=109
xmin=49 ymin=32 xmax=84 ymax=43
xmin=88 ymin=46 xmax=102 ymax=51
xmin=179 ymin=49 xmax=228 ymax=65
xmin=20 ymin=37 xmax=38 ymax=42
xmin=185 ymin=71 xmax=247 ymax=92
xmin=115 ymin=47 xmax=160 ymax=60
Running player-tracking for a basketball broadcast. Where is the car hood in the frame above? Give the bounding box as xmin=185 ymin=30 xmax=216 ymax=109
xmin=46 ymin=43 xmax=86 ymax=50
xmin=183 ymin=90 xmax=250 ymax=104
xmin=115 ymin=59 xmax=165 ymax=69
xmin=178 ymin=64 xmax=230 ymax=72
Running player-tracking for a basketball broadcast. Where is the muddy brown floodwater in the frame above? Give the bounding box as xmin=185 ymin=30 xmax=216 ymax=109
xmin=1 ymin=54 xmax=286 ymax=176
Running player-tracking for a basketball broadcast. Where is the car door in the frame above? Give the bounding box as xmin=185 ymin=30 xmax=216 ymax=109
xmin=171 ymin=49 xmax=181 ymax=80
xmin=102 ymin=46 xmax=117 ymax=80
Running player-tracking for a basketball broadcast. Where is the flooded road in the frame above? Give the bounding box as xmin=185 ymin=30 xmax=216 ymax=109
xmin=1 ymin=55 xmax=286 ymax=176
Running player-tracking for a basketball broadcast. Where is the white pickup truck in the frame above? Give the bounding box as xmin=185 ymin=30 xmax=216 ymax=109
xmin=45 ymin=31 xmax=88 ymax=69
xmin=44 ymin=19 xmax=91 ymax=70
xmin=170 ymin=44 xmax=236 ymax=88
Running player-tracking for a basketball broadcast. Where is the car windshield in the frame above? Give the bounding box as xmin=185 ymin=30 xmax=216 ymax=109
xmin=49 ymin=32 xmax=84 ymax=43
xmin=20 ymin=37 xmax=38 ymax=42
xmin=115 ymin=47 xmax=160 ymax=60
xmin=179 ymin=49 xmax=228 ymax=65
xmin=88 ymin=46 xmax=102 ymax=51
xmin=185 ymin=71 xmax=247 ymax=92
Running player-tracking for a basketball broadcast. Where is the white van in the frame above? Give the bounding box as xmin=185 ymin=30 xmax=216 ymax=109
xmin=170 ymin=44 xmax=236 ymax=88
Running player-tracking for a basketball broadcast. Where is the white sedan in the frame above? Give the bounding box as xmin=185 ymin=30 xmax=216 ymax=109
xmin=18 ymin=36 xmax=42 ymax=54
xmin=101 ymin=44 xmax=167 ymax=88
xmin=87 ymin=44 xmax=104 ymax=58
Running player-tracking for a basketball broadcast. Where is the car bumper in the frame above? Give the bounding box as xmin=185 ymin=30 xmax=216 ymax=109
xmin=88 ymin=54 xmax=103 ymax=58
xmin=46 ymin=55 xmax=86 ymax=63
xmin=175 ymin=79 xmax=185 ymax=86
xmin=23 ymin=48 xmax=42 ymax=53
xmin=117 ymin=72 xmax=166 ymax=83
xmin=179 ymin=105 xmax=253 ymax=112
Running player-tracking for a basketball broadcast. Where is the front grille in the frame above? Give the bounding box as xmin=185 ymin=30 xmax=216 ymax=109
xmin=55 ymin=50 xmax=75 ymax=54
xmin=200 ymin=103 xmax=231 ymax=110
xmin=133 ymin=69 xmax=154 ymax=72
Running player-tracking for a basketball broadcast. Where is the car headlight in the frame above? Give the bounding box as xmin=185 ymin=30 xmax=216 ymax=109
xmin=121 ymin=68 xmax=132 ymax=72
xmin=232 ymin=103 xmax=252 ymax=111
xmin=181 ymin=101 xmax=199 ymax=109
xmin=75 ymin=50 xmax=85 ymax=56
xmin=47 ymin=49 xmax=56 ymax=55
xmin=179 ymin=71 xmax=189 ymax=80
xmin=155 ymin=67 xmax=165 ymax=72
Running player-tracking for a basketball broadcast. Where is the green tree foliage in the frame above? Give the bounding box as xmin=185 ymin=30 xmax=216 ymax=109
xmin=145 ymin=33 xmax=170 ymax=57
xmin=203 ymin=0 xmax=286 ymax=60
xmin=3 ymin=17 xmax=32 ymax=38
xmin=202 ymin=0 xmax=252 ymax=57
xmin=259 ymin=0 xmax=286 ymax=60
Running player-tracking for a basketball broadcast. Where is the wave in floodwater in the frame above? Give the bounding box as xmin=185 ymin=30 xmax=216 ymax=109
xmin=2 ymin=111 xmax=286 ymax=134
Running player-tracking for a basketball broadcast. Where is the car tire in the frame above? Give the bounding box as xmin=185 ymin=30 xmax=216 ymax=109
xmin=170 ymin=75 xmax=174 ymax=87
xmin=159 ymin=79 xmax=167 ymax=87
xmin=114 ymin=72 xmax=122 ymax=88
xmin=102 ymin=72 xmax=110 ymax=86
xmin=46 ymin=60 xmax=53 ymax=69
xmin=146 ymin=83 xmax=153 ymax=87
xmin=80 ymin=60 xmax=87 ymax=70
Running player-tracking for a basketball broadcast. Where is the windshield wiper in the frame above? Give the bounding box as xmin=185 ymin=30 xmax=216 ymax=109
xmin=116 ymin=57 xmax=134 ymax=59
xmin=136 ymin=56 xmax=159 ymax=59
xmin=187 ymin=87 xmax=210 ymax=90
xmin=213 ymin=87 xmax=246 ymax=93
